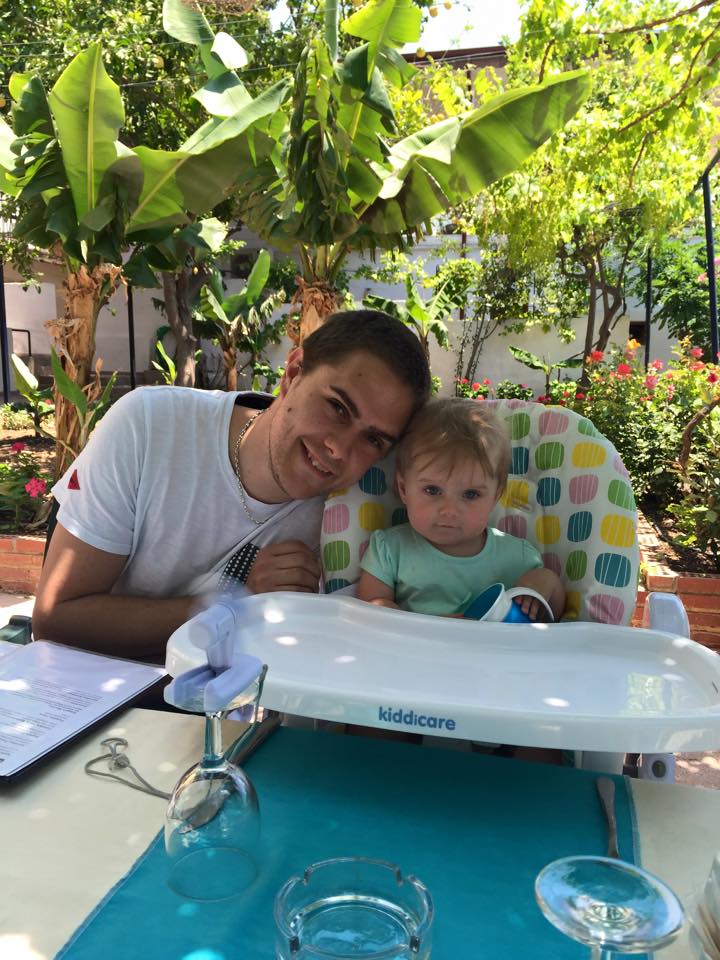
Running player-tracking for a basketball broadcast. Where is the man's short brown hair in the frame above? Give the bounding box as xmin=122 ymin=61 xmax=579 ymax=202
xmin=301 ymin=310 xmax=431 ymax=412
xmin=396 ymin=398 xmax=511 ymax=494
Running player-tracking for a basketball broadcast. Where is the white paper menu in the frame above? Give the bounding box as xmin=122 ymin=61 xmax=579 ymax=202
xmin=0 ymin=641 xmax=166 ymax=781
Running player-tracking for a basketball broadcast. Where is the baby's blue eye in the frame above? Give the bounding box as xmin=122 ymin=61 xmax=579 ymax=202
xmin=463 ymin=490 xmax=481 ymax=500
xmin=423 ymin=485 xmax=441 ymax=496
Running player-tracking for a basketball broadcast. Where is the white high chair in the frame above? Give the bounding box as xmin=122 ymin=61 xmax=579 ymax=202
xmin=166 ymin=401 xmax=712 ymax=778
xmin=319 ymin=399 xmax=676 ymax=777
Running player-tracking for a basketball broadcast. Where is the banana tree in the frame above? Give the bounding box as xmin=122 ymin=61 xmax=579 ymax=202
xmin=195 ymin=249 xmax=287 ymax=391
xmin=164 ymin=0 xmax=591 ymax=341
xmin=0 ymin=37 xmax=287 ymax=474
xmin=363 ymin=274 xmax=456 ymax=362
xmin=508 ymin=345 xmax=584 ymax=396
xmin=124 ymin=216 xmax=229 ymax=386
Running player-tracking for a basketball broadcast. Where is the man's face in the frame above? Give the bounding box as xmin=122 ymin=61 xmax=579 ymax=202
xmin=268 ymin=349 xmax=417 ymax=500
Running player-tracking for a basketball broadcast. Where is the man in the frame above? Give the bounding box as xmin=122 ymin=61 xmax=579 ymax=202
xmin=32 ymin=310 xmax=431 ymax=661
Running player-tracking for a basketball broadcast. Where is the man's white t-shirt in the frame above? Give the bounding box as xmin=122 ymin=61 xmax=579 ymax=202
xmin=52 ymin=387 xmax=325 ymax=598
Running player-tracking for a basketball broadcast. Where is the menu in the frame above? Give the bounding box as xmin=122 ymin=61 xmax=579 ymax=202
xmin=0 ymin=641 xmax=166 ymax=782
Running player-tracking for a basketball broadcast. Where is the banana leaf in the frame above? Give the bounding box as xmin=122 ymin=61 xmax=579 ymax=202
xmin=48 ymin=44 xmax=124 ymax=223
xmin=363 ymin=70 xmax=591 ymax=239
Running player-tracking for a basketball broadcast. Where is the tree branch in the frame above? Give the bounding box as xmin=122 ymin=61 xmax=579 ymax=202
xmin=628 ymin=131 xmax=653 ymax=190
xmin=538 ymin=39 xmax=555 ymax=83
xmin=617 ymin=22 xmax=720 ymax=135
xmin=583 ymin=0 xmax=718 ymax=37
xmin=678 ymin=395 xmax=720 ymax=472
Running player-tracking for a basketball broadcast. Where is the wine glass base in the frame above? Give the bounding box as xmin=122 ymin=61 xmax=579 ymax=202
xmin=168 ymin=847 xmax=258 ymax=901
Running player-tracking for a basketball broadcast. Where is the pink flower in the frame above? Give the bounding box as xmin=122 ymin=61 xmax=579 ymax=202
xmin=690 ymin=361 xmax=706 ymax=371
xmin=10 ymin=441 xmax=26 ymax=454
xmin=475 ymin=395 xmax=485 ymax=401
xmin=690 ymin=346 xmax=704 ymax=358
xmin=482 ymin=378 xmax=491 ymax=386
xmin=24 ymin=478 xmax=47 ymax=499
xmin=461 ymin=378 xmax=469 ymax=385
xmin=644 ymin=375 xmax=658 ymax=390
xmin=472 ymin=382 xmax=481 ymax=391
xmin=616 ymin=363 xmax=632 ymax=378
xmin=650 ymin=359 xmax=664 ymax=371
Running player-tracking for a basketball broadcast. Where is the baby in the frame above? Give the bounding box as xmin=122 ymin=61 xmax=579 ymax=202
xmin=357 ymin=397 xmax=566 ymax=621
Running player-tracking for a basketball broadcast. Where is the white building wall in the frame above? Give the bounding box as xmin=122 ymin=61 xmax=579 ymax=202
xmin=2 ymin=234 xmax=676 ymax=396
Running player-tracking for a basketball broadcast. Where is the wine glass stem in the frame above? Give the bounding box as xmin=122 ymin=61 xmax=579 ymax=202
xmin=203 ymin=712 xmax=224 ymax=764
xmin=590 ymin=948 xmax=613 ymax=960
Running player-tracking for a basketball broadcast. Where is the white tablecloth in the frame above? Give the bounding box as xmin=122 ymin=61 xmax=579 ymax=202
xmin=1 ymin=709 xmax=717 ymax=960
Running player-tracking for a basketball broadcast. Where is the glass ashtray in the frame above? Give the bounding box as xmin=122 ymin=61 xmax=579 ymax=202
xmin=274 ymin=857 xmax=433 ymax=959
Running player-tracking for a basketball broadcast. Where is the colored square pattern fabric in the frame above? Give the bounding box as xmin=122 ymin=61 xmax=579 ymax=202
xmin=321 ymin=400 xmax=639 ymax=624
xmin=57 ymin=728 xmax=643 ymax=960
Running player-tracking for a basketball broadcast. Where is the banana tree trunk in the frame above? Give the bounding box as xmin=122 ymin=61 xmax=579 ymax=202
xmin=291 ymin=277 xmax=343 ymax=343
xmin=48 ymin=264 xmax=122 ymax=478
xmin=223 ymin=344 xmax=238 ymax=392
xmin=162 ymin=269 xmax=198 ymax=387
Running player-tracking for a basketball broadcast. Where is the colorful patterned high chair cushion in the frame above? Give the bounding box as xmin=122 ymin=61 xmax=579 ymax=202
xmin=321 ymin=399 xmax=639 ymax=625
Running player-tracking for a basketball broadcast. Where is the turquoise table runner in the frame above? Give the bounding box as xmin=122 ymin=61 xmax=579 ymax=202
xmin=58 ymin=729 xmax=641 ymax=959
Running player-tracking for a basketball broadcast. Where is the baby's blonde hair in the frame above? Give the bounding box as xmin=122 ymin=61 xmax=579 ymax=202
xmin=395 ymin=398 xmax=511 ymax=494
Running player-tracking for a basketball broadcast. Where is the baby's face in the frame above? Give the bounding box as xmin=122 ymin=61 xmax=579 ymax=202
xmin=397 ymin=457 xmax=500 ymax=557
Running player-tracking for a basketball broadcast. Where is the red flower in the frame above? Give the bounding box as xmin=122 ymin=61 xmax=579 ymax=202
xmin=650 ymin=359 xmax=664 ymax=371
xmin=709 ymin=371 xmax=719 ymax=385
xmin=24 ymin=478 xmax=47 ymax=498
xmin=10 ymin=441 xmax=26 ymax=454
xmin=461 ymin=378 xmax=469 ymax=384
xmin=690 ymin=346 xmax=704 ymax=359
xmin=482 ymin=378 xmax=491 ymax=386
xmin=589 ymin=350 xmax=604 ymax=363
xmin=644 ymin=375 xmax=658 ymax=390
xmin=575 ymin=392 xmax=585 ymax=401
xmin=472 ymin=382 xmax=481 ymax=391
xmin=616 ymin=363 xmax=632 ymax=377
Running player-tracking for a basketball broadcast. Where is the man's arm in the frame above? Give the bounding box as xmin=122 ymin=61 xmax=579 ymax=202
xmin=33 ymin=526 xmax=323 ymax=661
xmin=32 ymin=524 xmax=197 ymax=661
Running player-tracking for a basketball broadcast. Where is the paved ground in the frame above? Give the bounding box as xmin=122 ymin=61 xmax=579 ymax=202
xmin=3 ymin=591 xmax=719 ymax=788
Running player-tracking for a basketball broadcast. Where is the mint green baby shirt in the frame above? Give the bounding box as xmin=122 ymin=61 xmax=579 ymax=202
xmin=361 ymin=523 xmax=543 ymax=615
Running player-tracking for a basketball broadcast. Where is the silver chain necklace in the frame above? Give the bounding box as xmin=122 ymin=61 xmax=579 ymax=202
xmin=233 ymin=408 xmax=269 ymax=526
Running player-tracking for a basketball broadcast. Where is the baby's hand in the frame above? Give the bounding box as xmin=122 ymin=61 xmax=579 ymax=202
xmin=369 ymin=598 xmax=401 ymax=610
xmin=513 ymin=594 xmax=553 ymax=623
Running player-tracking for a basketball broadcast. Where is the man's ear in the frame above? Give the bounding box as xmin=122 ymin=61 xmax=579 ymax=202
xmin=279 ymin=347 xmax=304 ymax=396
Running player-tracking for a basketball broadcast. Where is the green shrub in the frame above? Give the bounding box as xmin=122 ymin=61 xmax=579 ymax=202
xmin=0 ymin=404 xmax=33 ymax=431
xmin=0 ymin=442 xmax=53 ymax=531
xmin=577 ymin=339 xmax=720 ymax=510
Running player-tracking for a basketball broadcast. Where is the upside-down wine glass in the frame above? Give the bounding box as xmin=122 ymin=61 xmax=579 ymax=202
xmin=164 ymin=666 xmax=266 ymax=901
xmin=535 ymin=855 xmax=685 ymax=960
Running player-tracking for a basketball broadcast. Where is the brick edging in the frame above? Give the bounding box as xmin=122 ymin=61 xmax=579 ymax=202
xmin=0 ymin=533 xmax=46 ymax=593
xmin=634 ymin=512 xmax=720 ymax=650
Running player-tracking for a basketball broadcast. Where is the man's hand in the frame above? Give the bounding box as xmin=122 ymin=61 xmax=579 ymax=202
xmin=246 ymin=540 xmax=321 ymax=594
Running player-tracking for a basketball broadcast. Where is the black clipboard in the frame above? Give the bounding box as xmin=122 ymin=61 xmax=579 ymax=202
xmin=0 ymin=641 xmax=167 ymax=784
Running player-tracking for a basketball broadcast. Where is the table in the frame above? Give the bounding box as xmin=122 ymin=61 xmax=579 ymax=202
xmin=1 ymin=709 xmax=718 ymax=960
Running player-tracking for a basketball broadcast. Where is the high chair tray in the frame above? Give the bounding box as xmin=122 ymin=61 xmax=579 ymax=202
xmin=165 ymin=592 xmax=720 ymax=753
